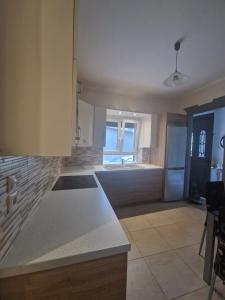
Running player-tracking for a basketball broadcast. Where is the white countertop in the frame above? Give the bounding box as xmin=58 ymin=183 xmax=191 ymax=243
xmin=0 ymin=168 xmax=133 ymax=279
xmin=63 ymin=163 xmax=163 ymax=173
xmin=0 ymin=163 xmax=162 ymax=278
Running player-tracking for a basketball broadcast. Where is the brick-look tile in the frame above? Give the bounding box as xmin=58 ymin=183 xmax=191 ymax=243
xmin=0 ymin=156 xmax=62 ymax=260
xmin=62 ymin=146 xmax=103 ymax=167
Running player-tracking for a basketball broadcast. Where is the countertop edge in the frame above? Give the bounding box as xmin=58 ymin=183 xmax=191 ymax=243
xmin=0 ymin=244 xmax=130 ymax=279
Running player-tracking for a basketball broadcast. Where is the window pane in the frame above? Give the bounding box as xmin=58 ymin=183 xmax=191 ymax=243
xmin=123 ymin=122 xmax=136 ymax=152
xmin=190 ymin=132 xmax=193 ymax=157
xmin=198 ymin=130 xmax=206 ymax=158
xmin=104 ymin=121 xmax=118 ymax=151
xmin=103 ymin=155 xmax=135 ymax=164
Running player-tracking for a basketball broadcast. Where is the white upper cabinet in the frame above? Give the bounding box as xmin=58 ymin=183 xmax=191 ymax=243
xmin=93 ymin=106 xmax=106 ymax=148
xmin=78 ymin=100 xmax=94 ymax=147
xmin=0 ymin=0 xmax=77 ymax=156
xmin=139 ymin=115 xmax=152 ymax=148
xmin=76 ymin=101 xmax=106 ymax=148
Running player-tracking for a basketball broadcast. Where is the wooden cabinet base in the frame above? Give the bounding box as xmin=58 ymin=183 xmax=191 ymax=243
xmin=0 ymin=253 xmax=127 ymax=300
xmin=96 ymin=169 xmax=163 ymax=207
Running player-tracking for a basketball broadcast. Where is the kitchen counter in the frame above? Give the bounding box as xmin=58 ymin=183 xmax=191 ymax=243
xmin=63 ymin=163 xmax=163 ymax=173
xmin=0 ymin=163 xmax=163 ymax=279
xmin=0 ymin=168 xmax=131 ymax=279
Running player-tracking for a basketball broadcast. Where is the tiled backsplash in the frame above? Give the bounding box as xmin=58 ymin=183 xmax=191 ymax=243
xmin=142 ymin=148 xmax=151 ymax=164
xmin=63 ymin=146 xmax=151 ymax=167
xmin=63 ymin=146 xmax=103 ymax=167
xmin=0 ymin=156 xmax=61 ymax=260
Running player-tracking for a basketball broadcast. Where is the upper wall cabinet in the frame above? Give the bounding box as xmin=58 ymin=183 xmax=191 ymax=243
xmin=77 ymin=100 xmax=106 ymax=148
xmin=0 ymin=0 xmax=77 ymax=156
xmin=139 ymin=115 xmax=152 ymax=148
xmin=93 ymin=106 xmax=106 ymax=148
xmin=78 ymin=100 xmax=94 ymax=147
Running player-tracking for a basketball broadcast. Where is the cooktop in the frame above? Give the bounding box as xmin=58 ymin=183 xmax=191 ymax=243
xmin=52 ymin=175 xmax=98 ymax=190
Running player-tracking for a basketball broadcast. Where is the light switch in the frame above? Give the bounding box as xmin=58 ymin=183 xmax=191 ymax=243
xmin=7 ymin=176 xmax=17 ymax=193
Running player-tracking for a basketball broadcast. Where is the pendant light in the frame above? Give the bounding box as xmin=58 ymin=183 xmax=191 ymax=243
xmin=164 ymin=40 xmax=189 ymax=88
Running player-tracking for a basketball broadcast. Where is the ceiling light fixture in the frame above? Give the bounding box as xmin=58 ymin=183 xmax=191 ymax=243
xmin=164 ymin=40 xmax=189 ymax=88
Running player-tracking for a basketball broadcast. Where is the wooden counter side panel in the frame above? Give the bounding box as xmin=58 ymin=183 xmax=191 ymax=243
xmin=0 ymin=253 xmax=127 ymax=300
xmin=96 ymin=169 xmax=163 ymax=207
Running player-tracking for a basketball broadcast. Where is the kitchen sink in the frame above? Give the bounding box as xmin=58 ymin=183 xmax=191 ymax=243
xmin=103 ymin=164 xmax=144 ymax=170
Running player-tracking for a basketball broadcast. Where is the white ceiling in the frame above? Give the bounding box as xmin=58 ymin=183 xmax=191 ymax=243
xmin=78 ymin=0 xmax=225 ymax=100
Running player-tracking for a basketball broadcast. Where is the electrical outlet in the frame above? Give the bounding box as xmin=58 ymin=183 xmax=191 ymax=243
xmin=7 ymin=176 xmax=17 ymax=193
xmin=6 ymin=192 xmax=18 ymax=215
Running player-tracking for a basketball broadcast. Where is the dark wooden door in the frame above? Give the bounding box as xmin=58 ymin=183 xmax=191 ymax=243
xmin=190 ymin=113 xmax=214 ymax=197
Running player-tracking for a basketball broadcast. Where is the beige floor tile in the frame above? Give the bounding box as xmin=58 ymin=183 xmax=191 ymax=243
xmin=126 ymin=232 xmax=142 ymax=261
xmin=128 ymin=242 xmax=142 ymax=261
xmin=178 ymin=222 xmax=203 ymax=241
xmin=162 ymin=207 xmax=206 ymax=226
xmin=156 ymin=223 xmax=202 ymax=249
xmin=175 ymin=287 xmax=211 ymax=300
xmin=176 ymin=207 xmax=206 ymax=225
xmin=176 ymin=244 xmax=205 ymax=280
xmin=130 ymin=228 xmax=171 ymax=256
xmin=162 ymin=208 xmax=188 ymax=222
xmin=122 ymin=215 xmax=152 ymax=232
xmin=145 ymin=250 xmax=205 ymax=300
xmin=145 ymin=211 xmax=174 ymax=227
xmin=176 ymin=282 xmax=225 ymax=300
xmin=214 ymin=280 xmax=225 ymax=299
xmin=127 ymin=258 xmax=167 ymax=300
xmin=119 ymin=219 xmax=129 ymax=233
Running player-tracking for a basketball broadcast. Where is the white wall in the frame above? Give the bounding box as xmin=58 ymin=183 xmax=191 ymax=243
xmin=81 ymin=86 xmax=179 ymax=114
xmin=212 ymin=107 xmax=225 ymax=167
xmin=80 ymin=76 xmax=225 ymax=116
xmin=175 ymin=77 xmax=225 ymax=112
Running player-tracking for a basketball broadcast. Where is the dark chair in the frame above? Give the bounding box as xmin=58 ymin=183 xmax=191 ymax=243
xmin=199 ymin=181 xmax=225 ymax=256
xmin=208 ymin=206 xmax=225 ymax=300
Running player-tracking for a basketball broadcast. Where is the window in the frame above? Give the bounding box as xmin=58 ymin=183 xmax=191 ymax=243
xmin=198 ymin=130 xmax=207 ymax=158
xmin=190 ymin=132 xmax=194 ymax=157
xmin=123 ymin=122 xmax=136 ymax=152
xmin=105 ymin=121 xmax=119 ymax=151
xmin=103 ymin=119 xmax=139 ymax=164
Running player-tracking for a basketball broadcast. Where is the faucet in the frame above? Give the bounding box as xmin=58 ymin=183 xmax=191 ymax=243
xmin=121 ymin=158 xmax=125 ymax=167
xmin=121 ymin=157 xmax=133 ymax=167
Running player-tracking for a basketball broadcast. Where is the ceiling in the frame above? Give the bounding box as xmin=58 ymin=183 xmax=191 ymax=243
xmin=77 ymin=0 xmax=225 ymax=100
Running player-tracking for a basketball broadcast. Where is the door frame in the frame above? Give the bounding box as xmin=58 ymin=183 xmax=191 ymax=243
xmin=184 ymin=96 xmax=225 ymax=199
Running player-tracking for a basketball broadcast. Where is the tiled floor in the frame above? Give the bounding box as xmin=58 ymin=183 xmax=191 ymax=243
xmin=120 ymin=205 xmax=225 ymax=300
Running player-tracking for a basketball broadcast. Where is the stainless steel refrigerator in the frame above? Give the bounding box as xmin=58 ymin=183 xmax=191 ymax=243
xmin=164 ymin=125 xmax=187 ymax=201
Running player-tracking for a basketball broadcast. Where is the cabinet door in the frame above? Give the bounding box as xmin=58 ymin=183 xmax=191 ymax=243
xmin=93 ymin=107 xmax=106 ymax=147
xmin=0 ymin=0 xmax=76 ymax=156
xmin=78 ymin=100 xmax=94 ymax=146
xmin=139 ymin=115 xmax=152 ymax=148
xmin=39 ymin=0 xmax=75 ymax=156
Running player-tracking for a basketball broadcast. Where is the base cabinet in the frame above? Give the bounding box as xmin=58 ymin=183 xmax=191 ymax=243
xmin=96 ymin=169 xmax=163 ymax=207
xmin=0 ymin=253 xmax=127 ymax=300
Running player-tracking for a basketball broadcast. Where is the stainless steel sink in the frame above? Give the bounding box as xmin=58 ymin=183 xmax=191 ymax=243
xmin=103 ymin=164 xmax=143 ymax=170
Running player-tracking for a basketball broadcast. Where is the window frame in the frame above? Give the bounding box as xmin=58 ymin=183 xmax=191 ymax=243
xmin=104 ymin=117 xmax=140 ymax=158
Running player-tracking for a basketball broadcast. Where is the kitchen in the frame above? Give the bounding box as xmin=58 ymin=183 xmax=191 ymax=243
xmin=1 ymin=1 xmax=225 ymax=300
